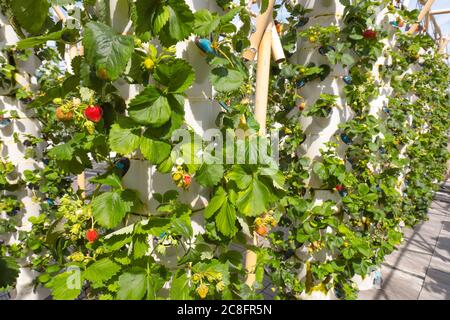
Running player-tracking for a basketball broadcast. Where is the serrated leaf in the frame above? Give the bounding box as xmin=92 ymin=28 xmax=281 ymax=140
xmin=215 ymin=200 xmax=237 ymax=237
xmin=194 ymin=9 xmax=220 ymax=36
xmin=195 ymin=163 xmax=224 ymax=187
xmin=92 ymin=191 xmax=131 ymax=228
xmin=227 ymin=166 xmax=252 ymax=190
xmin=46 ymin=271 xmax=82 ymax=300
xmin=117 ymin=268 xmax=146 ymax=300
xmin=16 ymin=30 xmax=65 ymax=49
xmin=140 ymin=135 xmax=171 ymax=165
xmin=236 ymin=179 xmax=270 ymax=216
xmin=108 ymin=118 xmax=141 ymax=155
xmin=153 ymin=59 xmax=195 ymax=93
xmin=83 ymin=21 xmax=134 ymax=81
xmin=90 ymin=174 xmax=123 ymax=189
xmin=11 ymin=0 xmax=49 ymax=35
xmin=0 ymin=256 xmax=19 ymax=289
xmin=158 ymin=0 xmax=194 ymax=47
xmin=84 ymin=258 xmax=121 ymax=287
xmin=220 ymin=7 xmax=242 ymax=24
xmin=135 ymin=0 xmax=168 ymax=35
xmin=210 ymin=67 xmax=245 ymax=92
xmin=170 ymin=270 xmax=192 ymax=300
xmin=171 ymin=214 xmax=193 ymax=238
xmin=48 ymin=144 xmax=74 ymax=161
xmin=204 ymin=188 xmax=227 ymax=219
xmin=133 ymin=234 xmax=149 ymax=259
xmin=128 ymin=86 xmax=171 ymax=127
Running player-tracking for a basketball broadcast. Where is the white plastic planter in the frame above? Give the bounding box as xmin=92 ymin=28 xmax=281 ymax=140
xmin=1 ymin=12 xmax=46 ymax=300
xmin=302 ymin=0 xmax=345 ymax=16
xmin=299 ymin=289 xmax=332 ymax=300
xmin=351 ymin=267 xmax=382 ymax=291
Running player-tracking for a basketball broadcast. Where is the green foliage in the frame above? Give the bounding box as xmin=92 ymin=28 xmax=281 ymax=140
xmin=83 ymin=21 xmax=134 ymax=81
xmin=1 ymin=0 xmax=449 ymax=302
xmin=11 ymin=0 xmax=49 ymax=35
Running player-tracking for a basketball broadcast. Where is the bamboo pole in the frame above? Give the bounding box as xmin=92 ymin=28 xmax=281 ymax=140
xmin=430 ymin=15 xmax=442 ymax=39
xmin=408 ymin=0 xmax=436 ymax=34
xmin=242 ymin=0 xmax=276 ymax=61
xmin=438 ymin=36 xmax=449 ymax=54
xmin=430 ymin=9 xmax=450 ymax=15
xmin=271 ymin=21 xmax=285 ymax=63
xmin=244 ymin=22 xmax=273 ymax=288
xmin=52 ymin=6 xmax=66 ymax=21
xmin=424 ymin=13 xmax=430 ymax=32
xmin=254 ymin=23 xmax=273 ymax=136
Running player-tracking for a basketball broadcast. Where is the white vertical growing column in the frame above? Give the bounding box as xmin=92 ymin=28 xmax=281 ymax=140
xmin=293 ymin=1 xmax=402 ymax=296
xmin=296 ymin=0 xmax=348 ymax=201
xmin=0 ymin=14 xmax=49 ymax=299
xmin=292 ymin=0 xmax=347 ymax=300
xmin=105 ymin=0 xmax=221 ymax=236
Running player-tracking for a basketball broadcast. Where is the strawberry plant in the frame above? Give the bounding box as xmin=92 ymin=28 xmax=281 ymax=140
xmin=0 ymin=0 xmax=449 ymax=301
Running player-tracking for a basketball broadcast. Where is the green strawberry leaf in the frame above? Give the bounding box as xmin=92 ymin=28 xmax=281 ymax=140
xmin=92 ymin=190 xmax=138 ymax=228
xmin=83 ymin=21 xmax=134 ymax=81
xmin=45 ymin=271 xmax=82 ymax=300
xmin=215 ymin=200 xmax=237 ymax=237
xmin=108 ymin=118 xmax=141 ymax=155
xmin=195 ymin=163 xmax=224 ymax=187
xmin=128 ymin=85 xmax=171 ymax=127
xmin=135 ymin=0 xmax=169 ymax=35
xmin=140 ymin=134 xmax=172 ymax=165
xmin=11 ymin=0 xmax=49 ymax=35
xmin=90 ymin=173 xmax=123 ymax=189
xmin=153 ymin=59 xmax=195 ymax=93
xmin=117 ymin=268 xmax=147 ymax=300
xmin=84 ymin=258 xmax=121 ymax=288
xmin=170 ymin=270 xmax=192 ymax=300
xmin=210 ymin=67 xmax=245 ymax=92
xmin=0 ymin=256 xmax=20 ymax=289
xmin=204 ymin=188 xmax=227 ymax=219
xmin=158 ymin=0 xmax=194 ymax=47
xmin=236 ymin=179 xmax=271 ymax=216
xmin=193 ymin=9 xmax=221 ymax=36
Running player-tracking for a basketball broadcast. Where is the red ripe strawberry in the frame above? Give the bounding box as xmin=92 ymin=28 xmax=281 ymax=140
xmin=86 ymin=229 xmax=99 ymax=243
xmin=335 ymin=184 xmax=345 ymax=192
xmin=362 ymin=29 xmax=377 ymax=40
xmin=183 ymin=174 xmax=192 ymax=188
xmin=255 ymin=224 xmax=269 ymax=237
xmin=84 ymin=105 xmax=103 ymax=123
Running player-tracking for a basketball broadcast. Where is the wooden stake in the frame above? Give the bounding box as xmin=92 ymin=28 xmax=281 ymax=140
xmin=430 ymin=9 xmax=450 ymax=15
xmin=52 ymin=6 xmax=66 ymax=21
xmin=244 ymin=22 xmax=273 ymax=288
xmin=254 ymin=22 xmax=273 ymax=136
xmin=408 ymin=0 xmax=436 ymax=34
xmin=439 ymin=36 xmax=449 ymax=54
xmin=271 ymin=21 xmax=285 ymax=63
xmin=424 ymin=13 xmax=430 ymax=32
xmin=430 ymin=15 xmax=442 ymax=39
xmin=243 ymin=0 xmax=276 ymax=61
